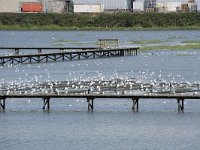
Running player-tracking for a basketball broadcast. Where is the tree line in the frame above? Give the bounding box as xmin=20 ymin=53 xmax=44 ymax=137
xmin=0 ymin=12 xmax=200 ymax=29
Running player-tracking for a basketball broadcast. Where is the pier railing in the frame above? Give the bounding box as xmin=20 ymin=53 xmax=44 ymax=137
xmin=0 ymin=47 xmax=139 ymax=65
xmin=0 ymin=93 xmax=199 ymax=112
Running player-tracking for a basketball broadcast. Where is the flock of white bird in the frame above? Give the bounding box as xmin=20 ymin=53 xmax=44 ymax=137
xmin=0 ymin=51 xmax=200 ymax=96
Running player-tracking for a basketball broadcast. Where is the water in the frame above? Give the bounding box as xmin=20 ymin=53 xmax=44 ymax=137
xmin=0 ymin=30 xmax=200 ymax=150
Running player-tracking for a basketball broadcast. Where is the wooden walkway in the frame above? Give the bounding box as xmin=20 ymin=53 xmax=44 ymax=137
xmin=0 ymin=47 xmax=139 ymax=65
xmin=1 ymin=93 xmax=200 ymax=112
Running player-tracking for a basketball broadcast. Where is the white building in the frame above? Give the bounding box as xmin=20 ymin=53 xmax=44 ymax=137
xmin=73 ymin=0 xmax=132 ymax=11
xmin=157 ymin=2 xmax=181 ymax=12
xmin=133 ymin=0 xmax=199 ymax=10
xmin=74 ymin=4 xmax=104 ymax=13
xmin=133 ymin=2 xmax=144 ymax=11
xmin=0 ymin=0 xmax=19 ymax=12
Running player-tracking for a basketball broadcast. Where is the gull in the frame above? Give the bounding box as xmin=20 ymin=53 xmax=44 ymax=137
xmin=193 ymin=92 xmax=198 ymax=95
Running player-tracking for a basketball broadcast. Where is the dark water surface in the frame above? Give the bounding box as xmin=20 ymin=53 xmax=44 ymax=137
xmin=0 ymin=30 xmax=200 ymax=150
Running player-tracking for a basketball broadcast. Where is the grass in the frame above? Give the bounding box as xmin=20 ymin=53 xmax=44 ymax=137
xmin=176 ymin=53 xmax=192 ymax=56
xmin=53 ymin=39 xmax=97 ymax=45
xmin=1 ymin=25 xmax=200 ymax=31
xmin=51 ymin=44 xmax=64 ymax=47
xmin=167 ymin=35 xmax=186 ymax=39
xmin=181 ymin=40 xmax=200 ymax=44
xmin=54 ymin=39 xmax=77 ymax=43
xmin=140 ymin=43 xmax=200 ymax=51
xmin=130 ymin=39 xmax=166 ymax=44
xmin=75 ymin=33 xmax=87 ymax=36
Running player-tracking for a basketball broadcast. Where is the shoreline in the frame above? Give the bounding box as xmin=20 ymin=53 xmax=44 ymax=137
xmin=1 ymin=25 xmax=200 ymax=31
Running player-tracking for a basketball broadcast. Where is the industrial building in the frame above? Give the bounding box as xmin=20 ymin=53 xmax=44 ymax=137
xmin=74 ymin=4 xmax=104 ymax=13
xmin=132 ymin=0 xmax=198 ymax=12
xmin=0 ymin=0 xmax=70 ymax=13
xmin=156 ymin=2 xmax=182 ymax=12
xmin=0 ymin=0 xmax=199 ymax=13
xmin=73 ymin=0 xmax=133 ymax=12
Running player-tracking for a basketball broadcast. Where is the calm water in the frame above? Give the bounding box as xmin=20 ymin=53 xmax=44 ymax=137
xmin=0 ymin=30 xmax=200 ymax=150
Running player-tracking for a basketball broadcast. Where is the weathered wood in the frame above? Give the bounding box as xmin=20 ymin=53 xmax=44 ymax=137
xmin=0 ymin=47 xmax=139 ymax=65
xmin=132 ymin=98 xmax=139 ymax=112
xmin=1 ymin=93 xmax=200 ymax=99
xmin=177 ymin=98 xmax=184 ymax=112
xmin=0 ymin=93 xmax=199 ymax=111
xmin=0 ymin=98 xmax=5 ymax=110
xmin=42 ymin=97 xmax=50 ymax=110
xmin=87 ymin=98 xmax=94 ymax=111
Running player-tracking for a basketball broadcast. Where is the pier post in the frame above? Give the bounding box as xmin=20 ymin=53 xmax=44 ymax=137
xmin=0 ymin=98 xmax=6 ymax=110
xmin=87 ymin=97 xmax=94 ymax=111
xmin=14 ymin=48 xmax=19 ymax=55
xmin=60 ymin=48 xmax=64 ymax=52
xmin=177 ymin=98 xmax=184 ymax=112
xmin=38 ymin=49 xmax=42 ymax=54
xmin=93 ymin=52 xmax=95 ymax=58
xmin=132 ymin=98 xmax=139 ymax=112
xmin=37 ymin=56 xmax=40 ymax=63
xmin=42 ymin=97 xmax=50 ymax=110
xmin=29 ymin=57 xmax=32 ymax=64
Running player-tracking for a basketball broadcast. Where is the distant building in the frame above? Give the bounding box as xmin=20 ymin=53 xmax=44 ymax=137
xmin=0 ymin=0 xmax=19 ymax=12
xmin=0 ymin=0 xmax=71 ymax=13
xmin=74 ymin=4 xmax=104 ymax=13
xmin=144 ymin=0 xmax=157 ymax=12
xmin=73 ymin=0 xmax=132 ymax=12
xmin=133 ymin=2 xmax=144 ymax=12
xmin=157 ymin=2 xmax=181 ymax=12
xmin=45 ymin=0 xmax=65 ymax=13
xmin=0 ymin=0 xmax=199 ymax=13
xmin=188 ymin=0 xmax=197 ymax=12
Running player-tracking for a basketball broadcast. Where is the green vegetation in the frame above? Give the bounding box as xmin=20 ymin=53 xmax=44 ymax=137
xmin=140 ymin=43 xmax=200 ymax=51
xmin=176 ymin=53 xmax=192 ymax=56
xmin=0 ymin=13 xmax=200 ymax=30
xmin=53 ymin=39 xmax=97 ymax=45
xmin=54 ymin=39 xmax=77 ymax=43
xmin=130 ymin=39 xmax=165 ymax=44
xmin=167 ymin=35 xmax=186 ymax=39
xmin=51 ymin=44 xmax=64 ymax=47
xmin=181 ymin=40 xmax=200 ymax=43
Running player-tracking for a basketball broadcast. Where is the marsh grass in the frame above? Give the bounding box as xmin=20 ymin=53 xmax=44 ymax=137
xmin=54 ymin=39 xmax=97 ymax=45
xmin=176 ymin=53 xmax=192 ymax=56
xmin=75 ymin=33 xmax=87 ymax=36
xmin=51 ymin=44 xmax=64 ymax=47
xmin=181 ymin=40 xmax=200 ymax=44
xmin=54 ymin=39 xmax=77 ymax=43
xmin=130 ymin=39 xmax=167 ymax=44
xmin=1 ymin=24 xmax=200 ymax=31
xmin=167 ymin=35 xmax=186 ymax=39
xmin=140 ymin=43 xmax=200 ymax=51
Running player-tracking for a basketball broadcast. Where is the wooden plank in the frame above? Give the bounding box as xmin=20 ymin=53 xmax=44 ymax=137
xmin=0 ymin=93 xmax=200 ymax=99
xmin=0 ymin=47 xmax=139 ymax=65
xmin=0 ymin=47 xmax=98 ymax=50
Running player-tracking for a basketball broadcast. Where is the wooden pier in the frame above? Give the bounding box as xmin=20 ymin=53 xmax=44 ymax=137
xmin=0 ymin=93 xmax=200 ymax=112
xmin=0 ymin=47 xmax=139 ymax=65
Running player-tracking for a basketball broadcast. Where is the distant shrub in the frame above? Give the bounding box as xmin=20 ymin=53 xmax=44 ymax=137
xmin=0 ymin=12 xmax=199 ymax=29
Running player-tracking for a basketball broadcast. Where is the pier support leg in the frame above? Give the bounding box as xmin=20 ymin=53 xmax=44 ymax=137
xmin=0 ymin=98 xmax=6 ymax=110
xmin=132 ymin=98 xmax=139 ymax=112
xmin=42 ymin=98 xmax=50 ymax=110
xmin=87 ymin=98 xmax=94 ymax=111
xmin=177 ymin=98 xmax=184 ymax=112
xmin=38 ymin=49 xmax=42 ymax=54
xmin=14 ymin=49 xmax=19 ymax=55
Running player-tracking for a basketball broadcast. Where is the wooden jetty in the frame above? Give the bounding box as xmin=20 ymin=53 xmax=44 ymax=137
xmin=0 ymin=47 xmax=139 ymax=65
xmin=1 ymin=93 xmax=200 ymax=112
